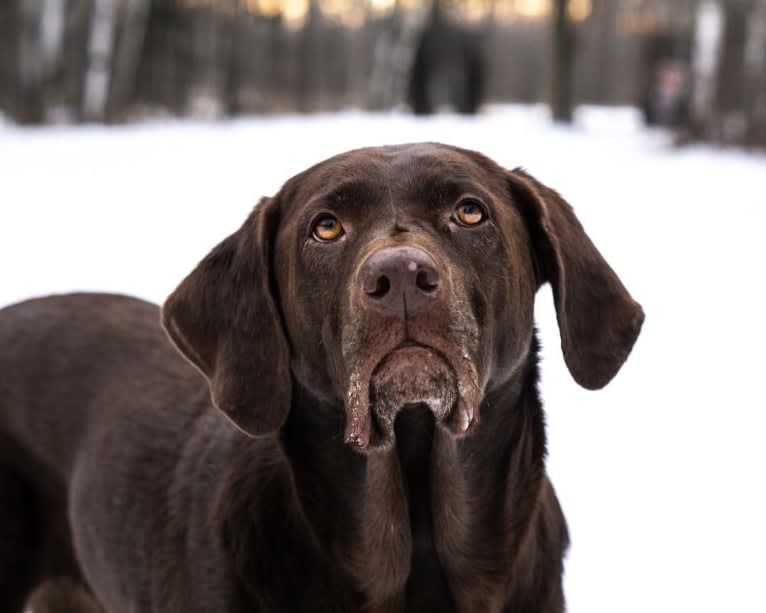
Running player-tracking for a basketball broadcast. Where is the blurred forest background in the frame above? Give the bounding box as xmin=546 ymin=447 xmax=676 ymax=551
xmin=1 ymin=0 xmax=765 ymax=147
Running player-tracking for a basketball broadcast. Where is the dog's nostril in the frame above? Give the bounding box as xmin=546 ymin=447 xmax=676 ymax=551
xmin=360 ymin=247 xmax=440 ymax=316
xmin=415 ymin=270 xmax=438 ymax=293
xmin=366 ymin=275 xmax=391 ymax=298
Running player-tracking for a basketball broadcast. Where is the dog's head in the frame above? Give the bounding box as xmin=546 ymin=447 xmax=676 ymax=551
xmin=162 ymin=144 xmax=643 ymax=449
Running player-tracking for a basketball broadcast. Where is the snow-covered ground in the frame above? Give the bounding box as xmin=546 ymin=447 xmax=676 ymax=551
xmin=1 ymin=106 xmax=765 ymax=612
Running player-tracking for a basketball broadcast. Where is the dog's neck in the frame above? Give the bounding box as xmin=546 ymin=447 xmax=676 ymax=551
xmin=268 ymin=338 xmax=546 ymax=611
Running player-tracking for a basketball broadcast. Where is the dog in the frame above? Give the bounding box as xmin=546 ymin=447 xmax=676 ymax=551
xmin=0 ymin=143 xmax=643 ymax=613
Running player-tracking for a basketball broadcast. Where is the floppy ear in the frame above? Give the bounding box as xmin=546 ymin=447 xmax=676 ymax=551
xmin=508 ymin=169 xmax=644 ymax=389
xmin=161 ymin=197 xmax=291 ymax=436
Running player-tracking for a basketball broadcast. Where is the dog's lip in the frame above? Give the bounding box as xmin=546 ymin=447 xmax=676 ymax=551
xmin=392 ymin=339 xmax=423 ymax=350
xmin=392 ymin=338 xmax=448 ymax=356
xmin=400 ymin=341 xmax=478 ymax=436
xmin=367 ymin=341 xmax=455 ymax=446
xmin=388 ymin=339 xmax=438 ymax=354
xmin=370 ymin=340 xmax=449 ymax=376
xmin=344 ymin=339 xmax=482 ymax=450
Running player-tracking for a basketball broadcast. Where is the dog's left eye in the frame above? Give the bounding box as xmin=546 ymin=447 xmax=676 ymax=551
xmin=312 ymin=215 xmax=344 ymax=242
xmin=454 ymin=200 xmax=486 ymax=226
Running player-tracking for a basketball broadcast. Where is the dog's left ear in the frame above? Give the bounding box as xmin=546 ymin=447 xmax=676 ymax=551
xmin=507 ymin=168 xmax=644 ymax=389
xmin=161 ymin=196 xmax=291 ymax=436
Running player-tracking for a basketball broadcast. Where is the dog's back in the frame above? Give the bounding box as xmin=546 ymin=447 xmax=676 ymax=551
xmin=0 ymin=293 xmax=206 ymax=612
xmin=0 ymin=294 xmax=202 ymax=471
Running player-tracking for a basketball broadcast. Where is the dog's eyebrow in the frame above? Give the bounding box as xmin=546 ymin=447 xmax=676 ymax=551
xmin=410 ymin=175 xmax=495 ymax=207
xmin=307 ymin=180 xmax=381 ymax=211
xmin=305 ymin=175 xmax=494 ymax=214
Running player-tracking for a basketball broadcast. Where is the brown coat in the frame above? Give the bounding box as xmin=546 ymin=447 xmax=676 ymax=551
xmin=0 ymin=143 xmax=643 ymax=613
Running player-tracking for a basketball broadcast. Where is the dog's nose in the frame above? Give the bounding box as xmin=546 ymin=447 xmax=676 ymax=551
xmin=359 ymin=246 xmax=440 ymax=318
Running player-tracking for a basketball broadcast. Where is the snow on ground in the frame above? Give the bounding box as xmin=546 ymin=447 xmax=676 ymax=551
xmin=1 ymin=106 xmax=765 ymax=612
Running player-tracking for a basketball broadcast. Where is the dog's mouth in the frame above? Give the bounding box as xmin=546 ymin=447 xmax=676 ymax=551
xmin=370 ymin=344 xmax=455 ymax=441
xmin=344 ymin=342 xmax=480 ymax=450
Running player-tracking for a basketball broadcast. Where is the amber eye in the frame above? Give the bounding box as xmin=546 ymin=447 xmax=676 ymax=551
xmin=312 ymin=215 xmax=344 ymax=241
xmin=454 ymin=200 xmax=486 ymax=226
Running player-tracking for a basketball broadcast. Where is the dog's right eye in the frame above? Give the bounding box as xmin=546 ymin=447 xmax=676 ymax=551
xmin=312 ymin=215 xmax=344 ymax=242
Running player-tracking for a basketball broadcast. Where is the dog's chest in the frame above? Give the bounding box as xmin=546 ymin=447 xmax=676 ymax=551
xmin=394 ymin=407 xmax=457 ymax=611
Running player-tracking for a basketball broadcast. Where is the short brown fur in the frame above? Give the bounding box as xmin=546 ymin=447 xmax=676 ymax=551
xmin=0 ymin=143 xmax=643 ymax=613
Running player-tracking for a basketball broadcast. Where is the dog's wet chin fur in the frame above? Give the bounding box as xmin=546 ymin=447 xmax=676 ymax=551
xmin=342 ymin=334 xmax=483 ymax=450
xmin=369 ymin=345 xmax=457 ymax=444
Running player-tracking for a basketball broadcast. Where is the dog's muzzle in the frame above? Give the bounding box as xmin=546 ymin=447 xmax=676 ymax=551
xmin=369 ymin=345 xmax=456 ymax=443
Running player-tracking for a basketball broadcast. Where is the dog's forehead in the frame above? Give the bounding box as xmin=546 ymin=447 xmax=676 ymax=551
xmin=333 ymin=143 xmax=491 ymax=181
xmin=281 ymin=143 xmax=501 ymax=209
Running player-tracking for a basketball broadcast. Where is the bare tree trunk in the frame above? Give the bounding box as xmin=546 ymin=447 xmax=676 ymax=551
xmin=54 ymin=0 xmax=93 ymax=122
xmin=743 ymin=0 xmax=766 ymax=146
xmin=186 ymin=6 xmax=230 ymax=118
xmin=267 ymin=15 xmax=286 ymax=111
xmin=691 ymin=0 xmax=724 ymax=135
xmin=592 ymin=0 xmax=617 ymax=102
xmin=40 ymin=0 xmax=66 ymax=71
xmin=297 ymin=1 xmax=320 ymax=112
xmin=0 ymin=2 xmax=21 ymax=119
xmin=714 ymin=0 xmax=753 ymax=142
xmin=18 ymin=0 xmax=46 ymax=123
xmin=550 ymin=0 xmax=574 ymax=122
xmin=39 ymin=0 xmax=67 ymax=118
xmin=108 ymin=0 xmax=151 ymax=121
xmin=83 ymin=0 xmax=116 ymax=121
xmin=368 ymin=0 xmax=430 ymax=110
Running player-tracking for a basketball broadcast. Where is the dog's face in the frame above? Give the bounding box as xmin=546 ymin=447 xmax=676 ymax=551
xmin=162 ymin=144 xmax=643 ymax=448
xmin=273 ymin=144 xmax=537 ymax=448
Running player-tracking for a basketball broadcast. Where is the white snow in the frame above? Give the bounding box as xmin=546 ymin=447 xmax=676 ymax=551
xmin=1 ymin=106 xmax=765 ymax=612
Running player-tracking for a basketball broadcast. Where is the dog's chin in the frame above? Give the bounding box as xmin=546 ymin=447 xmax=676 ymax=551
xmin=343 ymin=341 xmax=482 ymax=451
xmin=368 ymin=346 xmax=457 ymax=446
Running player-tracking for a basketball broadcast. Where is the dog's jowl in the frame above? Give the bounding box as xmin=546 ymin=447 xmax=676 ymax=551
xmin=0 ymin=144 xmax=643 ymax=613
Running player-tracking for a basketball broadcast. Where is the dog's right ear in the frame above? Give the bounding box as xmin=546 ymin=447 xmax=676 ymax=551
xmin=161 ymin=197 xmax=291 ymax=437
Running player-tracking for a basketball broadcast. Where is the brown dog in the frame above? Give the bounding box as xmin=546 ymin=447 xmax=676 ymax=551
xmin=0 ymin=143 xmax=643 ymax=613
